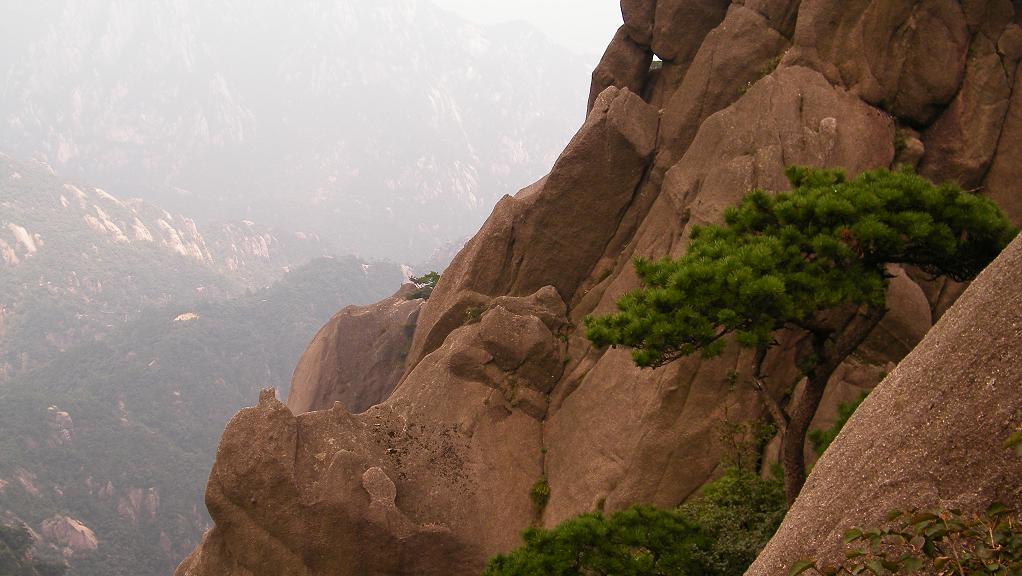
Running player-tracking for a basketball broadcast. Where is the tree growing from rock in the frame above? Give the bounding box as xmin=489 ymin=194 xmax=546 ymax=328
xmin=406 ymin=271 xmax=440 ymax=300
xmin=586 ymin=167 xmax=1016 ymax=506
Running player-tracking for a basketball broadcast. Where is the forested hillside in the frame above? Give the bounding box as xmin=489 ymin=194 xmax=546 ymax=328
xmin=0 ymin=256 xmax=401 ymax=575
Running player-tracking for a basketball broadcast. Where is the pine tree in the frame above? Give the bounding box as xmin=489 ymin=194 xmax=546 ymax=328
xmin=586 ymin=166 xmax=1016 ymax=506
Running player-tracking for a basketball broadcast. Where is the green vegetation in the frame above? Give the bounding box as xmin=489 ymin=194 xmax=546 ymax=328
xmin=406 ymin=271 xmax=441 ymax=300
xmin=794 ymin=433 xmax=1022 ymax=576
xmin=793 ymin=504 xmax=1022 ymax=576
xmin=484 ymin=506 xmax=708 ymax=576
xmin=464 ymin=305 xmax=485 ymax=324
xmin=486 ymin=468 xmax=785 ymax=576
xmin=586 ymin=166 xmax=1016 ymax=505
xmin=530 ymin=477 xmax=551 ymax=512
xmin=0 ymin=523 xmax=67 ymax=576
xmin=809 ymin=393 xmax=869 ymax=457
xmin=678 ymin=468 xmax=786 ymax=576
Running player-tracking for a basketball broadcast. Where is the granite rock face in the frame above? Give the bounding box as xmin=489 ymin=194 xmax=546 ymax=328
xmin=179 ymin=1 xmax=1022 ymax=574
xmin=287 ymin=285 xmax=422 ymax=415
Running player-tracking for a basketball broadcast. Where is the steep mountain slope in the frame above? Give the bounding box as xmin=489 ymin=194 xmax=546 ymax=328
xmin=178 ymin=1 xmax=1022 ymax=575
xmin=0 ymin=257 xmax=402 ymax=576
xmin=0 ymin=153 xmax=333 ymax=379
xmin=0 ymin=0 xmax=591 ymax=262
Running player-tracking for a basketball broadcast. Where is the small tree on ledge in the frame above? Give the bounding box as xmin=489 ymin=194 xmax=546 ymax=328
xmin=406 ymin=271 xmax=440 ymax=300
xmin=585 ymin=166 xmax=1016 ymax=507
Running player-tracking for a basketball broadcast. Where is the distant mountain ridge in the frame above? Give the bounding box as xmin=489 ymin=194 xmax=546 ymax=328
xmin=0 ymin=153 xmax=337 ymax=379
xmin=0 ymin=0 xmax=591 ymax=261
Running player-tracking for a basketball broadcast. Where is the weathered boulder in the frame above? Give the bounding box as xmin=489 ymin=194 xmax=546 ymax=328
xmin=920 ymin=2 xmax=1018 ymax=188
xmin=41 ymin=516 xmax=98 ymax=554
xmin=621 ymin=0 xmax=656 ymax=45
xmin=651 ymin=0 xmax=730 ymax=62
xmin=789 ymin=0 xmax=970 ymax=125
xmin=588 ymin=26 xmax=653 ymax=114
xmin=287 ymin=285 xmax=422 ymax=414
xmin=747 ymin=233 xmax=1022 ymax=576
xmin=545 ymin=64 xmax=895 ymax=521
xmin=657 ymin=4 xmax=790 ymax=164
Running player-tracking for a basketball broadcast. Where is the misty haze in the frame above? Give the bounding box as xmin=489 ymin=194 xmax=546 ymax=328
xmin=3 ymin=1 xmax=1022 ymax=576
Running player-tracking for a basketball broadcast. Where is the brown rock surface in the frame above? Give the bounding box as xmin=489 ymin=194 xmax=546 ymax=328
xmin=790 ymin=0 xmax=970 ymax=125
xmin=621 ymin=0 xmax=656 ymax=45
xmin=179 ymin=2 xmax=1022 ymax=574
xmin=920 ymin=2 xmax=1018 ymax=188
xmin=588 ymin=26 xmax=653 ymax=114
xmin=651 ymin=0 xmax=730 ymax=62
xmin=40 ymin=516 xmax=98 ymax=554
xmin=747 ymin=233 xmax=1022 ymax=576
xmin=985 ymin=60 xmax=1022 ymax=224
xmin=287 ymin=285 xmax=422 ymax=414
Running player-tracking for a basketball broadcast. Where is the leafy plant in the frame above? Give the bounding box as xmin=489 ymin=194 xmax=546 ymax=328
xmin=791 ymin=504 xmax=1022 ymax=576
xmin=679 ymin=468 xmax=787 ymax=576
xmin=586 ymin=166 xmax=1016 ymax=505
xmin=488 ymin=468 xmax=786 ymax=576
xmin=531 ymin=477 xmax=551 ymax=512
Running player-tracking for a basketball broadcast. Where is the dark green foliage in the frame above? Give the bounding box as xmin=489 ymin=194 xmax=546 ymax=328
xmin=0 ymin=523 xmax=67 ymax=576
xmin=793 ymin=504 xmax=1022 ymax=576
xmin=483 ymin=506 xmax=709 ymax=576
xmin=678 ymin=468 xmax=787 ymax=576
xmin=809 ymin=393 xmax=869 ymax=457
xmin=486 ymin=469 xmax=786 ymax=576
xmin=406 ymin=271 xmax=441 ymax=300
xmin=586 ymin=167 xmax=1016 ymax=368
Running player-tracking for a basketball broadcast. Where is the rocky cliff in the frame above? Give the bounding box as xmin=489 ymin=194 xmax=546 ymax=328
xmin=178 ymin=1 xmax=1022 ymax=574
xmin=286 ymin=285 xmax=423 ymax=415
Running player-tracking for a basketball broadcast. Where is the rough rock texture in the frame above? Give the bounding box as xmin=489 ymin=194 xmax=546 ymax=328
xmin=179 ymin=1 xmax=1022 ymax=574
xmin=287 ymin=285 xmax=422 ymax=414
xmin=789 ymin=0 xmax=971 ymax=125
xmin=748 ymin=233 xmax=1022 ymax=576
xmin=588 ymin=26 xmax=653 ymax=114
xmin=41 ymin=516 xmax=98 ymax=554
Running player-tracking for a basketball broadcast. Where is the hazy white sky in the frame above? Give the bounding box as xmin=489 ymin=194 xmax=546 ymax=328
xmin=429 ymin=0 xmax=622 ymax=58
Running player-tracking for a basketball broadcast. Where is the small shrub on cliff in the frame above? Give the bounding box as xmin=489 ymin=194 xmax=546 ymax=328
xmin=530 ymin=477 xmax=551 ymax=512
xmin=406 ymin=271 xmax=440 ymax=300
xmin=791 ymin=504 xmax=1022 ymax=576
xmin=483 ymin=506 xmax=708 ymax=576
xmin=585 ymin=166 xmax=1017 ymax=505
xmin=486 ymin=470 xmax=785 ymax=576
xmin=678 ymin=468 xmax=787 ymax=576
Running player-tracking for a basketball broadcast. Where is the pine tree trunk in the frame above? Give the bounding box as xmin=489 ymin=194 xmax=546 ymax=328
xmin=779 ymin=305 xmax=887 ymax=507
xmin=780 ymin=373 xmax=828 ymax=507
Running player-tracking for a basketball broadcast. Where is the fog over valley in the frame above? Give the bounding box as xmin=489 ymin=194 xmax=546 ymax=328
xmin=0 ymin=2 xmax=598 ymax=574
